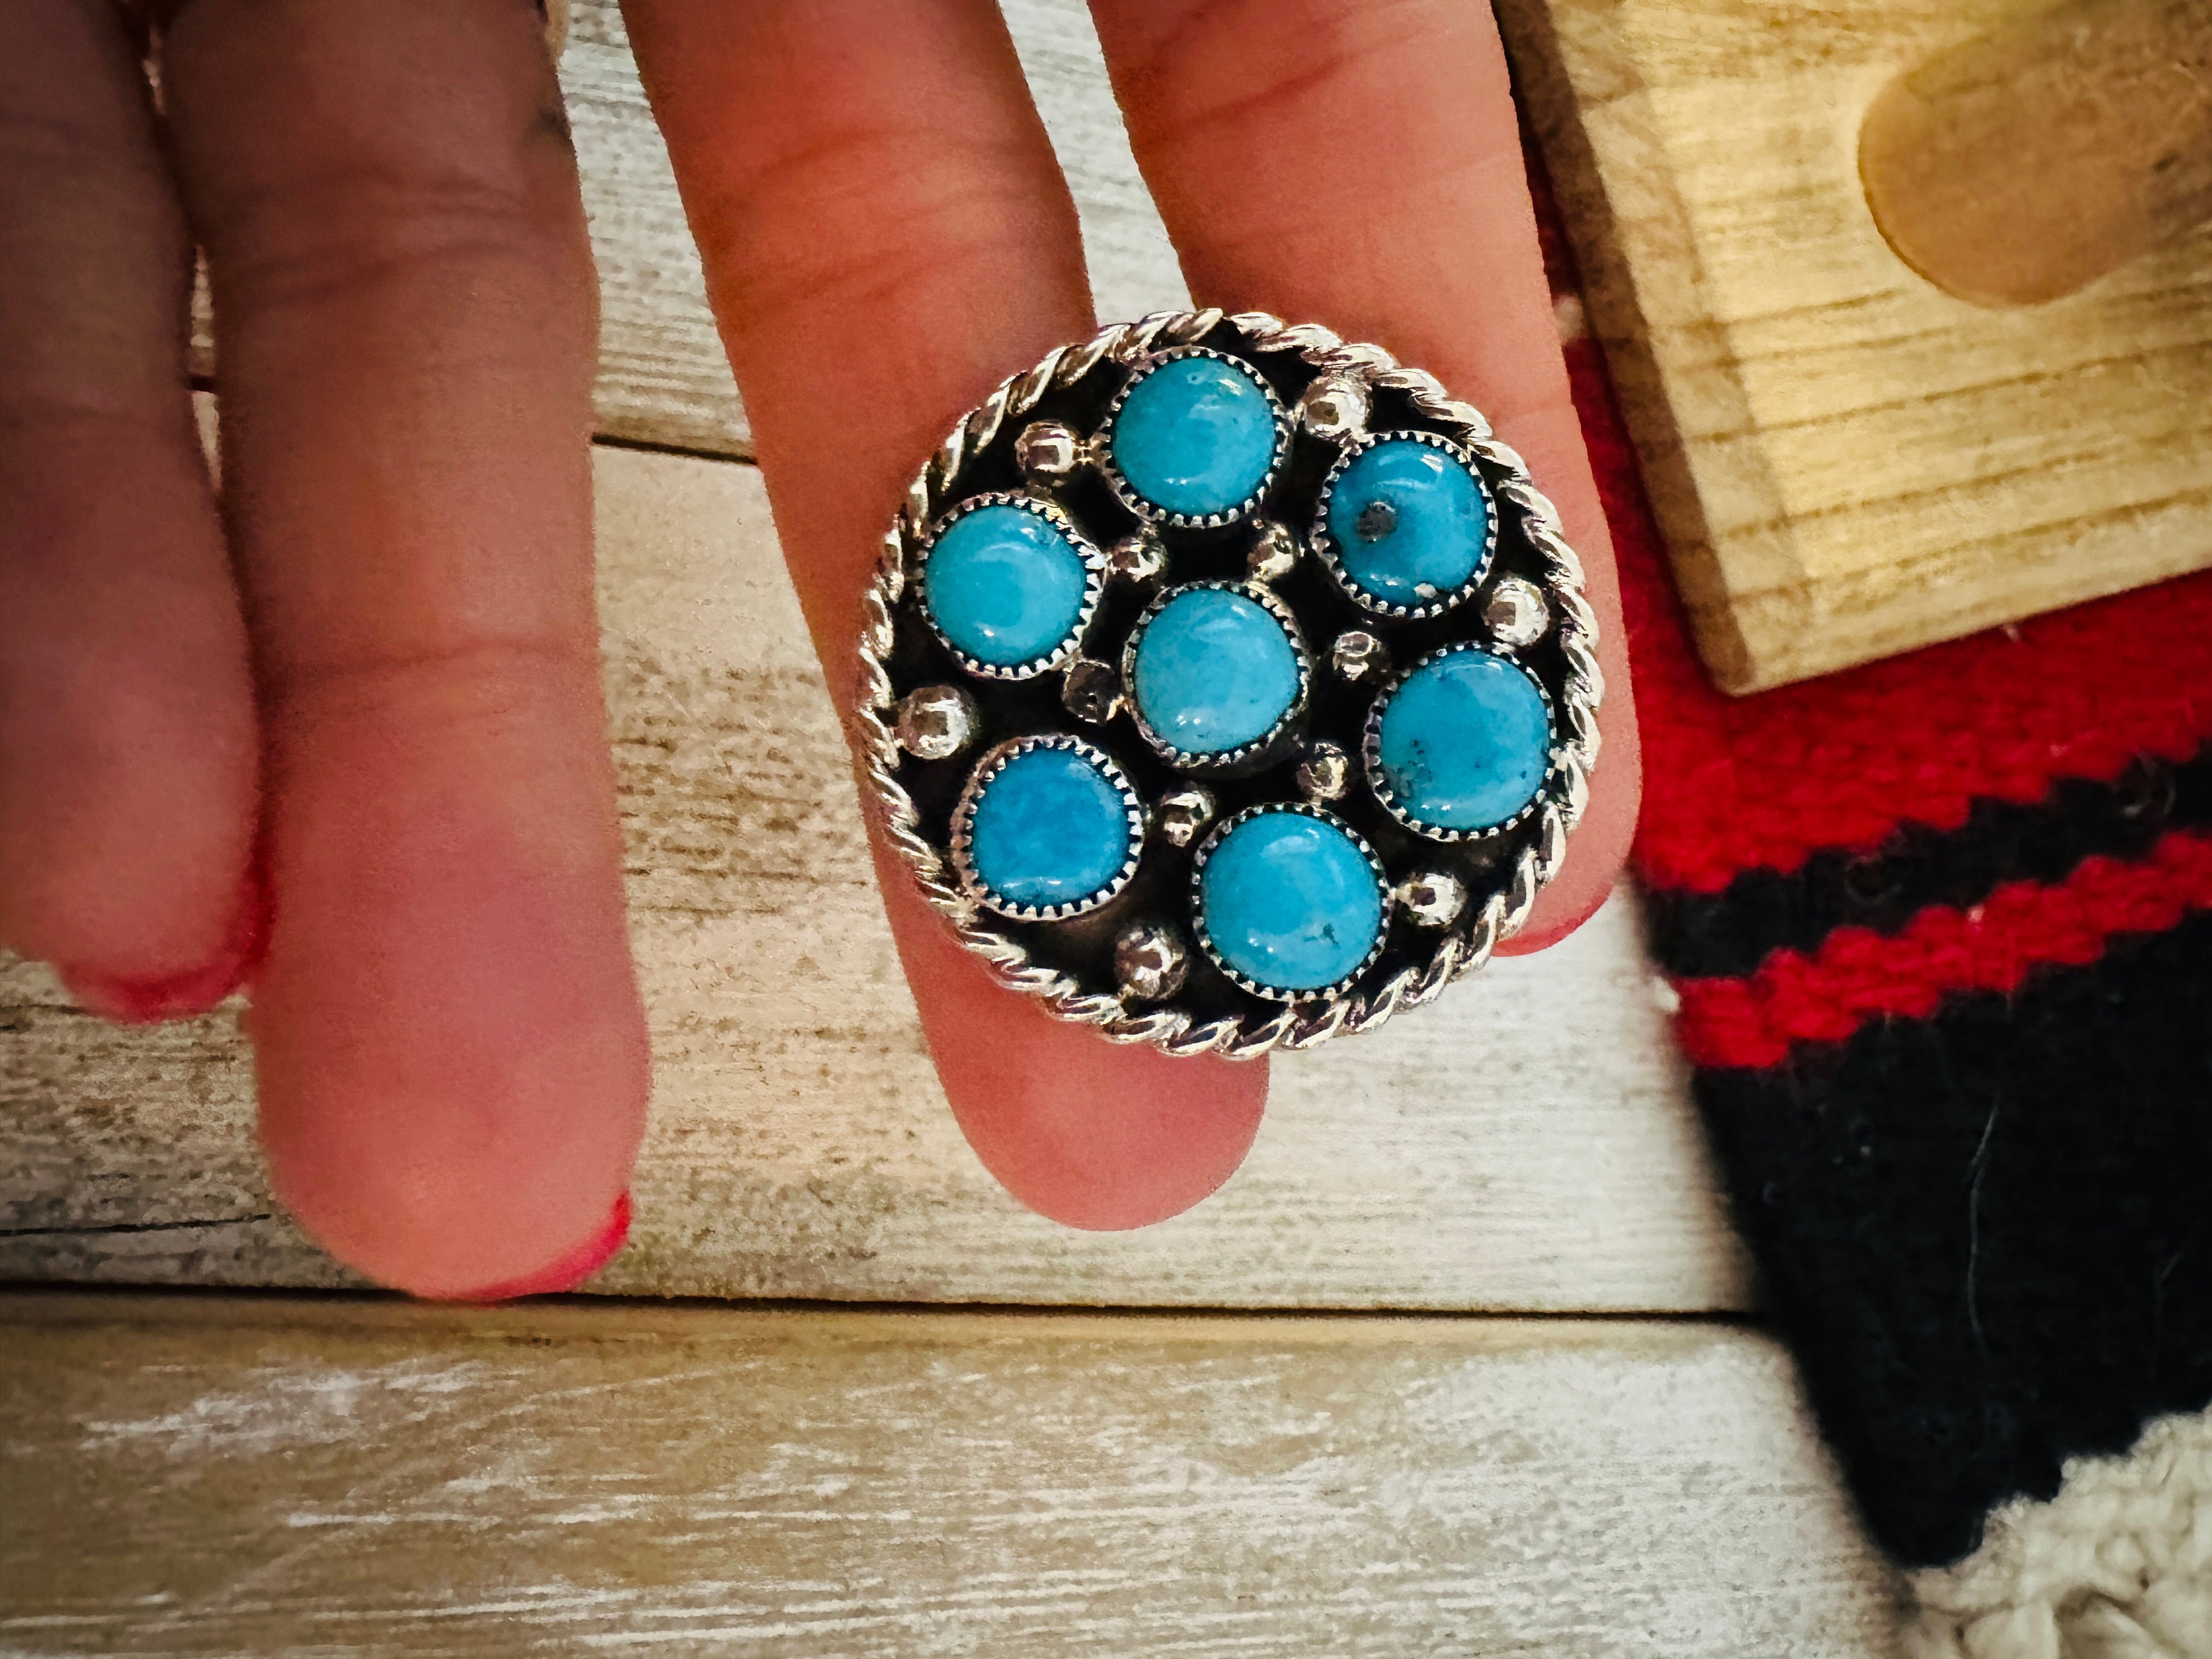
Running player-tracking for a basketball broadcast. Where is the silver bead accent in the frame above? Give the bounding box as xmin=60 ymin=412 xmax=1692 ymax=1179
xmin=1329 ymin=629 xmax=1390 ymax=683
xmin=1153 ymin=784 xmax=1216 ymax=849
xmin=1397 ymin=870 xmax=1469 ymax=928
xmin=1246 ymin=522 xmax=1301 ymax=583
xmin=894 ymin=684 xmax=979 ymax=761
xmin=1296 ymin=742 xmax=1351 ymax=803
xmin=1014 ymin=420 xmax=1085 ymax=484
xmin=1060 ymin=657 xmax=1123 ymax=725
xmin=1107 ymin=529 xmax=1168 ymax=585
xmin=1115 ymin=919 xmax=1191 ymax=1002
xmin=1485 ymin=576 xmax=1551 ymax=648
xmin=1299 ymin=375 xmax=1370 ymax=441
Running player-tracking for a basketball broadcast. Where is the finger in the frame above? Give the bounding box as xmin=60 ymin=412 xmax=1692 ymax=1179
xmin=0 ymin=0 xmax=258 ymax=1014
xmin=160 ymin=0 xmax=646 ymax=1297
xmin=623 ymin=0 xmax=1266 ymax=1229
xmin=1087 ymin=0 xmax=1641 ymax=955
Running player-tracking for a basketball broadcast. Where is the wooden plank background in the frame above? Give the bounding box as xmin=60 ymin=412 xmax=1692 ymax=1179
xmin=1498 ymin=0 xmax=2212 ymax=692
xmin=0 ymin=1293 xmax=1903 ymax=1658
xmin=2 ymin=6 xmax=1916 ymax=1651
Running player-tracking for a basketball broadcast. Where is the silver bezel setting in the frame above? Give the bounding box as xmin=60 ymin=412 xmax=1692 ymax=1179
xmin=1098 ymin=346 xmax=1290 ymax=529
xmin=917 ymin=492 xmax=1108 ymax=680
xmin=1189 ymin=803 xmax=1392 ymax=1003
xmin=949 ymin=735 xmax=1147 ymax=922
xmin=1312 ymin=428 xmax=1499 ymax=620
xmin=1362 ymin=641 xmax=1562 ymax=843
xmin=1119 ymin=580 xmax=1313 ymax=771
xmin=855 ymin=308 xmax=1605 ymax=1059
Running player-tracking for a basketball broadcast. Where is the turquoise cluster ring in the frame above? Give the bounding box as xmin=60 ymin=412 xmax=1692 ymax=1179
xmin=855 ymin=309 xmax=1604 ymax=1058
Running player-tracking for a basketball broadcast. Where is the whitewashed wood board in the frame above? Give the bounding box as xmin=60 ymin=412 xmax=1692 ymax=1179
xmin=0 ymin=443 xmax=1743 ymax=1312
xmin=0 ymin=1292 xmax=1901 ymax=1657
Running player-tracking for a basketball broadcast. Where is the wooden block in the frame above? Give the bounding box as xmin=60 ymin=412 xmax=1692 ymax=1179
xmin=0 ymin=442 xmax=1745 ymax=1313
xmin=1860 ymin=0 xmax=2212 ymax=307
xmin=0 ymin=1292 xmax=1901 ymax=1656
xmin=1498 ymin=0 xmax=2212 ymax=691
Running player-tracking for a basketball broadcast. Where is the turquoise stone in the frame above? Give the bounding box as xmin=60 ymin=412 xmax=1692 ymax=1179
xmin=1130 ymin=587 xmax=1302 ymax=756
xmin=924 ymin=503 xmax=1091 ymax=669
xmin=1374 ymin=648 xmax=1551 ymax=832
xmin=967 ymin=744 xmax=1135 ymax=910
xmin=1326 ymin=438 xmax=1490 ymax=609
xmin=1199 ymin=811 xmax=1386 ymax=994
xmin=1109 ymin=355 xmax=1283 ymax=519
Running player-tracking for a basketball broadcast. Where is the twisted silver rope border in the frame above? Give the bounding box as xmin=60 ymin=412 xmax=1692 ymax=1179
xmin=853 ymin=308 xmax=1605 ymax=1060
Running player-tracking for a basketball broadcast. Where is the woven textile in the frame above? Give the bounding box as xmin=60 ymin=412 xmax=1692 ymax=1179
xmin=1552 ymin=227 xmax=2212 ymax=1638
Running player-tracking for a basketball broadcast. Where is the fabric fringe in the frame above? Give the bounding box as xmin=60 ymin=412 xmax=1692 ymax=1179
xmin=1905 ymin=1408 xmax=2212 ymax=1658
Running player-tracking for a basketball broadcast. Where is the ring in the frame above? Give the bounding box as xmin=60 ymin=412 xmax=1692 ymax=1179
xmin=856 ymin=309 xmax=1603 ymax=1058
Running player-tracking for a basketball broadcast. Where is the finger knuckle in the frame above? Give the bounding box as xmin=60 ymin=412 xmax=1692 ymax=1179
xmin=1126 ymin=0 xmax=1459 ymax=156
xmin=698 ymin=122 xmax=1071 ymax=332
xmin=268 ymin=633 xmax=600 ymax=743
xmin=207 ymin=163 xmax=583 ymax=323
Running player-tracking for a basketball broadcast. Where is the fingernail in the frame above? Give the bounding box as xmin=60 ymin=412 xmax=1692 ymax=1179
xmin=60 ymin=854 xmax=273 ymax=1025
xmin=443 ymin=1192 xmax=633 ymax=1304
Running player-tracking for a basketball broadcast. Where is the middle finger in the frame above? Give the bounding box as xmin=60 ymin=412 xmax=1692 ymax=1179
xmin=623 ymin=0 xmax=1269 ymax=1230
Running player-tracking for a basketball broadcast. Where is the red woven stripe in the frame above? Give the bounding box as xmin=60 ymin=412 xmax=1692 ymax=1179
xmin=1564 ymin=345 xmax=2212 ymax=895
xmin=1674 ymin=827 xmax=2212 ymax=1069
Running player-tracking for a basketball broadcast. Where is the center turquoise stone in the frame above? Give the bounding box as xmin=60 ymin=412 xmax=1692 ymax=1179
xmin=1325 ymin=438 xmax=1491 ymax=610
xmin=1374 ymin=647 xmax=1551 ymax=833
xmin=1108 ymin=354 xmax=1283 ymax=520
xmin=924 ymin=501 xmax=1091 ymax=670
xmin=1129 ymin=586 xmax=1302 ymax=757
xmin=1198 ymin=810 xmax=1387 ymax=994
xmin=966 ymin=743 xmax=1136 ymax=912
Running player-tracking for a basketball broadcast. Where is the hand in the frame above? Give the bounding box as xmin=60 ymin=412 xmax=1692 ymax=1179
xmin=0 ymin=0 xmax=1638 ymax=1299
xmin=627 ymin=0 xmax=1640 ymax=1219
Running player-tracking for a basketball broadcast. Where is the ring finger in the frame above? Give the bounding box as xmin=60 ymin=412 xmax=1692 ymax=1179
xmin=160 ymin=0 xmax=648 ymax=1296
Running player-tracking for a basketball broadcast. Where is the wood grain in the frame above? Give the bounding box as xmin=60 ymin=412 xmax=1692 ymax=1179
xmin=0 ymin=442 xmax=1745 ymax=1312
xmin=0 ymin=1291 xmax=1902 ymax=1657
xmin=1498 ymin=0 xmax=2212 ymax=691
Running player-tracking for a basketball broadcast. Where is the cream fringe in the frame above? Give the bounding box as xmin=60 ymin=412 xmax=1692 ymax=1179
xmin=1904 ymin=1409 xmax=2212 ymax=1658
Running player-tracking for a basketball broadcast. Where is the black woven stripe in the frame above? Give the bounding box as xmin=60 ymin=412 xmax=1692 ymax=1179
xmin=1645 ymin=748 xmax=2212 ymax=980
xmin=1697 ymin=910 xmax=2212 ymax=1569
